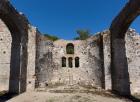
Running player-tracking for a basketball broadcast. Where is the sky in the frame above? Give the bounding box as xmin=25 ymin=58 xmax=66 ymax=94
xmin=11 ymin=0 xmax=140 ymax=40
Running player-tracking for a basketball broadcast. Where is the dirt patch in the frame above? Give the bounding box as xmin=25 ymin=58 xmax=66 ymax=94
xmin=7 ymin=92 xmax=132 ymax=102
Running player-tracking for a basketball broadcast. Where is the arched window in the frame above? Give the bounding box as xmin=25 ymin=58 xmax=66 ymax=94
xmin=68 ymin=57 xmax=73 ymax=68
xmin=66 ymin=43 xmax=74 ymax=54
xmin=62 ymin=57 xmax=66 ymax=67
xmin=75 ymin=57 xmax=80 ymax=68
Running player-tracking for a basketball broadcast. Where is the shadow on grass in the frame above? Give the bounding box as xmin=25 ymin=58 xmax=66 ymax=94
xmin=0 ymin=92 xmax=17 ymax=102
xmin=111 ymin=91 xmax=140 ymax=102
xmin=127 ymin=95 xmax=140 ymax=102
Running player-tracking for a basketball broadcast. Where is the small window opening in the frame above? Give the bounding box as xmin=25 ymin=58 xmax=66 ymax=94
xmin=68 ymin=57 xmax=73 ymax=68
xmin=62 ymin=57 xmax=66 ymax=67
xmin=75 ymin=57 xmax=80 ymax=68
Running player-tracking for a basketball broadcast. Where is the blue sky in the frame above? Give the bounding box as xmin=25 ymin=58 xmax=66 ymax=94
xmin=11 ymin=0 xmax=140 ymax=40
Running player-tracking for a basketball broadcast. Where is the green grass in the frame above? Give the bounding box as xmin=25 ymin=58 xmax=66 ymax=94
xmin=133 ymin=93 xmax=140 ymax=99
xmin=0 ymin=91 xmax=7 ymax=96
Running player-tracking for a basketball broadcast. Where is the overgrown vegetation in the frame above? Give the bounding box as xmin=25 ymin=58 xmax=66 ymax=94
xmin=74 ymin=29 xmax=91 ymax=40
xmin=44 ymin=34 xmax=59 ymax=41
xmin=43 ymin=29 xmax=92 ymax=41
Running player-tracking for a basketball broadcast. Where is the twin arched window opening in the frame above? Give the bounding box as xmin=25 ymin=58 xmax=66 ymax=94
xmin=62 ymin=57 xmax=79 ymax=68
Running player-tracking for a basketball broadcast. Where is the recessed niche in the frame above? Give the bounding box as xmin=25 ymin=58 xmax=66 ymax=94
xmin=3 ymin=51 xmax=6 ymax=54
xmin=45 ymin=83 xmax=48 ymax=86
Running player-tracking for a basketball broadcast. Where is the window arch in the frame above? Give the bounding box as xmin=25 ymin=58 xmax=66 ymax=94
xmin=62 ymin=57 xmax=66 ymax=67
xmin=75 ymin=57 xmax=80 ymax=68
xmin=66 ymin=43 xmax=74 ymax=54
xmin=68 ymin=57 xmax=73 ymax=68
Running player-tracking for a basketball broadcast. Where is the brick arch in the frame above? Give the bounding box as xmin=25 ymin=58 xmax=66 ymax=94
xmin=0 ymin=0 xmax=29 ymax=94
xmin=110 ymin=0 xmax=140 ymax=96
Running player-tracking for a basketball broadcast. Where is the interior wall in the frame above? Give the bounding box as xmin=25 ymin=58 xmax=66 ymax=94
xmin=0 ymin=19 xmax=12 ymax=91
xmin=35 ymin=35 xmax=105 ymax=89
xmin=125 ymin=29 xmax=140 ymax=94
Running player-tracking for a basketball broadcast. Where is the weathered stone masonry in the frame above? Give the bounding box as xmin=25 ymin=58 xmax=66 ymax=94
xmin=110 ymin=0 xmax=140 ymax=96
xmin=0 ymin=0 xmax=37 ymax=93
xmin=0 ymin=19 xmax=12 ymax=91
xmin=35 ymin=29 xmax=140 ymax=94
xmin=35 ymin=35 xmax=105 ymax=89
xmin=0 ymin=0 xmax=140 ymax=95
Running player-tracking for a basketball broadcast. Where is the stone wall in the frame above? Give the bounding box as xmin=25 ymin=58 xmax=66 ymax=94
xmin=26 ymin=26 xmax=37 ymax=91
xmin=86 ymin=35 xmax=104 ymax=88
xmin=35 ymin=36 xmax=105 ymax=89
xmin=125 ymin=29 xmax=140 ymax=94
xmin=109 ymin=0 xmax=140 ymax=96
xmin=1 ymin=16 xmax=140 ymax=95
xmin=102 ymin=29 xmax=140 ymax=94
xmin=35 ymin=34 xmax=54 ymax=88
xmin=0 ymin=18 xmax=37 ymax=92
xmin=0 ymin=19 xmax=12 ymax=91
xmin=52 ymin=40 xmax=91 ymax=86
xmin=0 ymin=0 xmax=36 ymax=93
xmin=102 ymin=30 xmax=112 ymax=90
xmin=0 ymin=0 xmax=140 ymax=94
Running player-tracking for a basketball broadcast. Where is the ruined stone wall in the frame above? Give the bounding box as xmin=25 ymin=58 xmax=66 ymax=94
xmin=26 ymin=26 xmax=37 ymax=91
xmin=0 ymin=0 xmax=37 ymax=93
xmin=102 ymin=31 xmax=112 ymax=90
xmin=52 ymin=40 xmax=91 ymax=86
xmin=86 ymin=35 xmax=104 ymax=88
xmin=102 ymin=29 xmax=140 ymax=94
xmin=35 ymin=37 xmax=105 ymax=89
xmin=0 ymin=19 xmax=12 ymax=91
xmin=125 ymin=29 xmax=140 ymax=94
xmin=50 ymin=39 xmax=104 ymax=88
xmin=35 ymin=34 xmax=54 ymax=88
xmin=0 ymin=18 xmax=37 ymax=92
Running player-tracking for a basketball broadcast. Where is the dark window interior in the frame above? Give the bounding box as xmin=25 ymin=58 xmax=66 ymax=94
xmin=68 ymin=57 xmax=73 ymax=68
xmin=62 ymin=57 xmax=66 ymax=67
xmin=75 ymin=57 xmax=80 ymax=68
xmin=66 ymin=43 xmax=74 ymax=54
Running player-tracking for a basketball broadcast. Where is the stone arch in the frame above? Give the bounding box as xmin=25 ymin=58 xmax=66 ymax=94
xmin=66 ymin=43 xmax=74 ymax=54
xmin=0 ymin=0 xmax=29 ymax=94
xmin=110 ymin=0 xmax=140 ymax=96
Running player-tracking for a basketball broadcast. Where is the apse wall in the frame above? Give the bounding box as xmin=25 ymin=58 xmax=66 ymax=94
xmin=35 ymin=35 xmax=105 ymax=89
